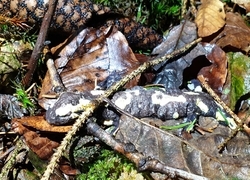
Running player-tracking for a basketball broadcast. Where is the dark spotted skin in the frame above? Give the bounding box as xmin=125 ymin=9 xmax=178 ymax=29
xmin=45 ymin=86 xmax=236 ymax=129
xmin=0 ymin=0 xmax=162 ymax=49
xmin=102 ymin=86 xmax=237 ymax=129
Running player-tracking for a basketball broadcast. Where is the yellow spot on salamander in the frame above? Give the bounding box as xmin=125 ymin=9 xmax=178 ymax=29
xmin=196 ymin=98 xmax=209 ymax=113
xmin=173 ymin=112 xmax=179 ymax=119
xmin=55 ymin=98 xmax=91 ymax=116
xmin=215 ymin=111 xmax=237 ymax=129
xmin=151 ymin=91 xmax=186 ymax=106
xmin=114 ymin=92 xmax=133 ymax=109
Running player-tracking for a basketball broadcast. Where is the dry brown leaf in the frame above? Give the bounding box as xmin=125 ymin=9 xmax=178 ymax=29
xmin=116 ymin=115 xmax=250 ymax=179
xmin=39 ymin=26 xmax=142 ymax=109
xmin=12 ymin=121 xmax=60 ymax=159
xmin=12 ymin=116 xmax=71 ymax=133
xmin=59 ymin=161 xmax=80 ymax=176
xmin=214 ymin=12 xmax=250 ymax=53
xmin=195 ymin=0 xmax=226 ymax=37
xmin=198 ymin=43 xmax=228 ymax=93
xmin=24 ymin=131 xmax=60 ymax=160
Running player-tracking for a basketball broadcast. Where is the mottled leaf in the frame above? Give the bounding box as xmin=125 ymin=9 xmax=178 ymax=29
xmin=195 ymin=0 xmax=226 ymax=37
xmin=0 ymin=42 xmax=21 ymax=73
xmin=0 ymin=40 xmax=32 ymax=72
xmin=151 ymin=20 xmax=206 ymax=89
xmin=116 ymin=115 xmax=250 ymax=179
xmin=0 ymin=40 xmax=32 ymax=90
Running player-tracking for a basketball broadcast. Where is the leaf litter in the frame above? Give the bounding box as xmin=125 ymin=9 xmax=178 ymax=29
xmin=39 ymin=26 xmax=143 ymax=110
xmin=0 ymin=1 xmax=250 ymax=179
xmin=116 ymin=115 xmax=250 ymax=179
xmin=195 ymin=0 xmax=226 ymax=37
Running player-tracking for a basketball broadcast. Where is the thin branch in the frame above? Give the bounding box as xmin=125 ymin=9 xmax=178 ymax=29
xmin=22 ymin=0 xmax=58 ymax=87
xmin=41 ymin=38 xmax=202 ymax=180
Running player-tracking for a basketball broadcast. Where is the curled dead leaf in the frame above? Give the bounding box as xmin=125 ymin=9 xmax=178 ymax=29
xmin=198 ymin=43 xmax=228 ymax=93
xmin=195 ymin=0 xmax=226 ymax=37
xmin=12 ymin=116 xmax=71 ymax=133
xmin=12 ymin=121 xmax=60 ymax=159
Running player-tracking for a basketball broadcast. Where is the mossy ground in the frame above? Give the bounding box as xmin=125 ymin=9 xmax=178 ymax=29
xmin=77 ymin=148 xmax=146 ymax=180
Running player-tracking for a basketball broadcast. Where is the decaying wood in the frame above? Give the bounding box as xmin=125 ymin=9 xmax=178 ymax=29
xmin=41 ymin=38 xmax=202 ymax=180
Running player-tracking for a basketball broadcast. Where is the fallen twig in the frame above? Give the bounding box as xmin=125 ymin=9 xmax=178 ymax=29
xmin=41 ymin=38 xmax=202 ymax=180
xmin=22 ymin=0 xmax=58 ymax=87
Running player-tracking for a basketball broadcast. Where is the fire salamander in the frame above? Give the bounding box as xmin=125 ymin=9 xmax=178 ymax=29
xmin=46 ymin=86 xmax=237 ymax=129
xmin=0 ymin=0 xmax=162 ymax=49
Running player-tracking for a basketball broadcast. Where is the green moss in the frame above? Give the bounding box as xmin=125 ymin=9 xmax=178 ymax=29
xmin=77 ymin=148 xmax=144 ymax=180
xmin=13 ymin=83 xmax=35 ymax=114
xmin=227 ymin=52 xmax=250 ymax=109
